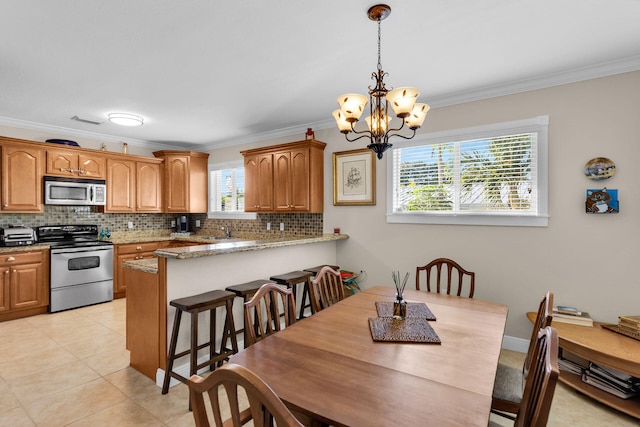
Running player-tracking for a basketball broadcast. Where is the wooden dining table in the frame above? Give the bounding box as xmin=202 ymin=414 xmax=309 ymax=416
xmin=229 ymin=286 xmax=508 ymax=427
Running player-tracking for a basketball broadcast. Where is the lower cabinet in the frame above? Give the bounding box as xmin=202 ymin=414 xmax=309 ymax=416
xmin=0 ymin=250 xmax=49 ymax=321
xmin=114 ymin=240 xmax=198 ymax=298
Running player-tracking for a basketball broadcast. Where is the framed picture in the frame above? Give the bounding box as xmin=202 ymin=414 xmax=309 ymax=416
xmin=333 ymin=148 xmax=376 ymax=205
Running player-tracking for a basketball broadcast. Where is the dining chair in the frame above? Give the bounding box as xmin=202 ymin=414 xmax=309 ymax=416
xmin=489 ymin=326 xmax=559 ymax=427
xmin=188 ymin=363 xmax=305 ymax=427
xmin=492 ymin=291 xmax=554 ymax=416
xmin=308 ymin=265 xmax=345 ymax=313
xmin=415 ymin=257 xmax=475 ymax=298
xmin=244 ymin=283 xmax=296 ymax=347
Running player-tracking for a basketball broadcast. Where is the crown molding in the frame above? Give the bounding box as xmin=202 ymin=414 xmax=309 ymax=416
xmin=0 ymin=116 xmax=185 ymax=150
xmin=427 ymin=55 xmax=640 ymax=108
xmin=2 ymin=55 xmax=639 ymax=151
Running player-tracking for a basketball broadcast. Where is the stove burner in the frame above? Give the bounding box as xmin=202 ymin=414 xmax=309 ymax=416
xmin=35 ymin=224 xmax=112 ymax=248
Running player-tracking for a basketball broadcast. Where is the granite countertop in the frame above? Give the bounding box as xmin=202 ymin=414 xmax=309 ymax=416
xmin=0 ymin=244 xmax=51 ymax=254
xmin=123 ymin=233 xmax=349 ymax=273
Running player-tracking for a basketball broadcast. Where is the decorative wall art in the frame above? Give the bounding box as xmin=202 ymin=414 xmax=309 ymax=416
xmin=585 ymin=188 xmax=619 ymax=214
xmin=333 ymin=148 xmax=376 ymax=205
xmin=584 ymin=157 xmax=616 ymax=180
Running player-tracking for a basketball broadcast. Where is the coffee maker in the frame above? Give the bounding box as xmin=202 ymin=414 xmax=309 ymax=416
xmin=176 ymin=215 xmax=190 ymax=232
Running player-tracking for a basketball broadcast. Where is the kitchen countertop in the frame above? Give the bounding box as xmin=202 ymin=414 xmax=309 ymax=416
xmin=0 ymin=244 xmax=50 ymax=254
xmin=123 ymin=233 xmax=348 ymax=273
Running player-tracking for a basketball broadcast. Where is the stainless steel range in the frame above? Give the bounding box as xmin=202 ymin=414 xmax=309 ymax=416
xmin=36 ymin=225 xmax=113 ymax=312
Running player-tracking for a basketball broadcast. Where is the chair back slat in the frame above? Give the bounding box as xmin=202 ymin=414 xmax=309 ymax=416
xmin=516 ymin=326 xmax=559 ymax=427
xmin=416 ymin=258 xmax=475 ymax=298
xmin=189 ymin=363 xmax=305 ymax=427
xmin=309 ymin=266 xmax=345 ymax=312
xmin=524 ymin=291 xmax=554 ymax=378
xmin=244 ymin=283 xmax=296 ymax=347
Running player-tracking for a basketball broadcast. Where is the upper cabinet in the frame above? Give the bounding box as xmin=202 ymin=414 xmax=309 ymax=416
xmin=46 ymin=148 xmax=105 ymax=179
xmin=1 ymin=141 xmax=44 ymax=212
xmin=106 ymin=157 xmax=163 ymax=213
xmin=0 ymin=137 xmax=210 ymax=214
xmin=136 ymin=161 xmax=163 ymax=213
xmin=244 ymin=153 xmax=274 ymax=212
xmin=241 ymin=139 xmax=326 ymax=213
xmin=153 ymin=151 xmax=209 ymax=213
xmin=106 ymin=158 xmax=136 ymax=212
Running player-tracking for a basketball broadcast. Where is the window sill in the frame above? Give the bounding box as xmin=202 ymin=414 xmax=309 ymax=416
xmin=386 ymin=212 xmax=548 ymax=227
xmin=207 ymin=212 xmax=257 ymax=220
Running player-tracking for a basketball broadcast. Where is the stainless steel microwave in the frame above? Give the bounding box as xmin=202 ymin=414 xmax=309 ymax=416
xmin=44 ymin=177 xmax=107 ymax=206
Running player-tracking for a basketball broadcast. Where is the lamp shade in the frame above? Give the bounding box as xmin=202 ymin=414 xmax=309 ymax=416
xmin=337 ymin=94 xmax=368 ymax=122
xmin=386 ymin=87 xmax=419 ymax=118
xmin=332 ymin=110 xmax=352 ymax=133
xmin=365 ymin=109 xmax=390 ymax=136
xmin=405 ymin=103 xmax=430 ymax=130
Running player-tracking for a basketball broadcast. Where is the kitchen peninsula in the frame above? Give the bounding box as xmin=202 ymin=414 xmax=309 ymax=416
xmin=123 ymin=234 xmax=348 ymax=383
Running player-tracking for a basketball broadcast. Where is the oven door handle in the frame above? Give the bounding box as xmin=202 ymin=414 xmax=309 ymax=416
xmin=51 ymin=246 xmax=113 ymax=255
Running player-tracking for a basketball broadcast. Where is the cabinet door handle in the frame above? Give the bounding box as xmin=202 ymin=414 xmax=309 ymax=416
xmin=136 ymin=246 xmax=142 ymax=250
xmin=6 ymin=256 xmax=15 ymax=262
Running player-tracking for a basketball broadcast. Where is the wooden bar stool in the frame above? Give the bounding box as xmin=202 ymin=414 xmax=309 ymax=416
xmin=161 ymin=290 xmax=238 ymax=401
xmin=269 ymin=270 xmax=313 ymax=319
xmin=225 ymin=279 xmax=272 ymax=348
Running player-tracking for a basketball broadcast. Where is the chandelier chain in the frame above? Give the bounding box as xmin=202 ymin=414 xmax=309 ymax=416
xmin=377 ymin=19 xmax=382 ymax=71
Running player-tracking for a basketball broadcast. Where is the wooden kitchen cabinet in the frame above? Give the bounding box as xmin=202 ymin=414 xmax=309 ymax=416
xmin=106 ymin=158 xmax=136 ymax=212
xmin=153 ymin=151 xmax=209 ymax=213
xmin=241 ymin=139 xmax=326 ymax=213
xmin=244 ymin=152 xmax=274 ymax=212
xmin=106 ymin=157 xmax=163 ymax=213
xmin=114 ymin=240 xmax=200 ymax=298
xmin=46 ymin=148 xmax=106 ymax=179
xmin=1 ymin=143 xmax=44 ymax=212
xmin=0 ymin=250 xmax=49 ymax=321
xmin=136 ymin=160 xmax=163 ymax=213
xmin=114 ymin=242 xmax=162 ymax=298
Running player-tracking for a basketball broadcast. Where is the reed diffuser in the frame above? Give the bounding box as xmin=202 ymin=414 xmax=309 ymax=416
xmin=392 ymin=271 xmax=409 ymax=319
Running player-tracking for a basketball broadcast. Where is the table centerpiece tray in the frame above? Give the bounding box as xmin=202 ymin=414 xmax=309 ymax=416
xmin=368 ymin=317 xmax=441 ymax=344
xmin=375 ymin=301 xmax=436 ymax=320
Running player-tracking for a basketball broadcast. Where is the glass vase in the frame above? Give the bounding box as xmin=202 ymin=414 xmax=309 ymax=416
xmin=393 ymin=293 xmax=407 ymax=320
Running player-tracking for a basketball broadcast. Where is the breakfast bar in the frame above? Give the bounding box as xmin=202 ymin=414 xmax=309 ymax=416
xmin=123 ymin=234 xmax=348 ymax=383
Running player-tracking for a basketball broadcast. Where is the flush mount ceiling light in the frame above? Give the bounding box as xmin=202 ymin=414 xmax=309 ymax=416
xmin=333 ymin=4 xmax=429 ymax=159
xmin=108 ymin=113 xmax=144 ymax=127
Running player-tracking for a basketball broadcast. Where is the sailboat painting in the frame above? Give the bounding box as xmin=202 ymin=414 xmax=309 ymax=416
xmin=333 ymin=149 xmax=376 ymax=205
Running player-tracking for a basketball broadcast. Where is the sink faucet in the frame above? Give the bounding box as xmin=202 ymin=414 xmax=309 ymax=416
xmin=222 ymin=226 xmax=231 ymax=239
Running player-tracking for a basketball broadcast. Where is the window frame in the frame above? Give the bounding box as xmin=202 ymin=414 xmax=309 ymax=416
xmin=207 ymin=160 xmax=256 ymax=220
xmin=386 ymin=115 xmax=549 ymax=227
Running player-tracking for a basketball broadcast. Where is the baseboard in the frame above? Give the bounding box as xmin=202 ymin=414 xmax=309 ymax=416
xmin=502 ymin=334 xmax=528 ymax=353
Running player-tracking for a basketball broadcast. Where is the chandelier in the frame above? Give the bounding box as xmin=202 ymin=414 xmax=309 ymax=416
xmin=333 ymin=4 xmax=429 ymax=159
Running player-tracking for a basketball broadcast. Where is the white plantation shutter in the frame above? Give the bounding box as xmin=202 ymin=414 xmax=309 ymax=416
xmin=388 ymin=116 xmax=548 ymax=227
xmin=208 ymin=163 xmax=246 ymax=213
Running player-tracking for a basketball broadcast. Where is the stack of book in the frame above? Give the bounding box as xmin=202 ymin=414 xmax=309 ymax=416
xmin=582 ymin=362 xmax=640 ymax=399
xmin=558 ymin=349 xmax=588 ymax=375
xmin=552 ymin=305 xmax=594 ymax=326
xmin=618 ymin=315 xmax=640 ymax=336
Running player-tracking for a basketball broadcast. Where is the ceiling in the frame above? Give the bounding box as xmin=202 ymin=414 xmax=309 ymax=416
xmin=2 ymin=0 xmax=640 ymax=151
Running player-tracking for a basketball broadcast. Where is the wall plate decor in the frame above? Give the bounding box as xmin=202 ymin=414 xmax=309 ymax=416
xmin=333 ymin=148 xmax=376 ymax=205
xmin=586 ymin=188 xmax=619 ymax=213
xmin=584 ymin=157 xmax=615 ymax=180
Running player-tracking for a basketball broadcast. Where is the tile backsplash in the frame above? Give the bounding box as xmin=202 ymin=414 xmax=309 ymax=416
xmin=0 ymin=206 xmax=323 ymax=239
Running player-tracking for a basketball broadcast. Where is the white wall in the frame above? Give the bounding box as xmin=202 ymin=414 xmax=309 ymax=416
xmin=210 ymin=71 xmax=640 ymax=339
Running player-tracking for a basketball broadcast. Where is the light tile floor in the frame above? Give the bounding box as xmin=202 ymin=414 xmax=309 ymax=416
xmin=0 ymin=299 xmax=638 ymax=426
